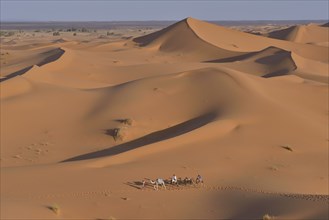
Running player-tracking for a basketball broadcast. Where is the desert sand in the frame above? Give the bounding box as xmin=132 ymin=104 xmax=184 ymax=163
xmin=1 ymin=17 xmax=328 ymax=219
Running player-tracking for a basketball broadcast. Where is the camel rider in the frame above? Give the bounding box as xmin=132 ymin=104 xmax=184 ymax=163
xmin=172 ymin=174 xmax=177 ymax=184
xmin=196 ymin=174 xmax=203 ymax=184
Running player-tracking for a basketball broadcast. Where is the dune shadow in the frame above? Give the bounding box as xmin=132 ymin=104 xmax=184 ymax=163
xmin=61 ymin=112 xmax=217 ymax=162
xmin=267 ymin=26 xmax=296 ymax=40
xmin=37 ymin=48 xmax=65 ymax=66
xmin=205 ymin=47 xmax=291 ymax=64
xmin=204 ymin=52 xmax=258 ymax=63
xmin=254 ymin=50 xmax=293 ymax=65
xmin=0 ymin=66 xmax=33 ymax=83
xmin=210 ymin=187 xmax=329 ymax=219
xmin=224 ymin=192 xmax=329 ymax=220
xmin=0 ymin=48 xmax=65 ymax=83
xmin=133 ymin=20 xmax=183 ymax=47
xmin=263 ymin=69 xmax=291 ymax=78
xmin=228 ymin=196 xmax=289 ymax=219
xmin=321 ymin=22 xmax=329 ymax=27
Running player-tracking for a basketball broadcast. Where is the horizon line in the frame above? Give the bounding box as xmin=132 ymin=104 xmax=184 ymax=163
xmin=1 ymin=19 xmax=328 ymax=23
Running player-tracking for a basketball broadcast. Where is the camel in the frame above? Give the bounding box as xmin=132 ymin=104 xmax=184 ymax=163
xmin=183 ymin=177 xmax=194 ymax=185
xmin=196 ymin=174 xmax=204 ymax=184
xmin=150 ymin=178 xmax=166 ymax=190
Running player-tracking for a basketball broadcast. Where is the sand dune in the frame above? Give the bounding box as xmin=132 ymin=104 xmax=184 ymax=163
xmin=321 ymin=22 xmax=329 ymax=27
xmin=136 ymin=17 xmax=328 ymax=62
xmin=267 ymin=23 xmax=329 ymax=44
xmin=207 ymin=46 xmax=297 ymax=78
xmin=1 ymin=18 xmax=328 ymax=219
xmin=0 ymin=47 xmax=64 ymax=82
xmin=52 ymin=38 xmax=69 ymax=43
xmin=134 ymin=18 xmax=246 ymax=61
xmin=292 ymin=52 xmax=329 ymax=83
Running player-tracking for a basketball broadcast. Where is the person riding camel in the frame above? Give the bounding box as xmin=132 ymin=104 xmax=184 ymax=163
xmin=196 ymin=174 xmax=203 ymax=184
xmin=142 ymin=180 xmax=146 ymax=189
xmin=171 ymin=174 xmax=178 ymax=185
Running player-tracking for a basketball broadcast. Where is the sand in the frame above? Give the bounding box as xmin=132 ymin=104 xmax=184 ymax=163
xmin=1 ymin=17 xmax=328 ymax=219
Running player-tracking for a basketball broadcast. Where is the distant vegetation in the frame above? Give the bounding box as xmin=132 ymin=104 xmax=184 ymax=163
xmin=120 ymin=118 xmax=134 ymax=126
xmin=0 ymin=27 xmax=120 ymax=38
xmin=66 ymin=28 xmax=77 ymax=32
xmin=280 ymin=144 xmax=293 ymax=152
xmin=106 ymin=118 xmax=134 ymax=141
xmin=0 ymin=31 xmax=15 ymax=37
xmin=81 ymin=27 xmax=88 ymax=32
xmin=47 ymin=203 xmax=60 ymax=215
xmin=112 ymin=128 xmax=125 ymax=141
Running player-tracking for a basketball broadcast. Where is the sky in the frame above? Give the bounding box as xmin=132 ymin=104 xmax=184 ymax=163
xmin=1 ymin=0 xmax=328 ymax=22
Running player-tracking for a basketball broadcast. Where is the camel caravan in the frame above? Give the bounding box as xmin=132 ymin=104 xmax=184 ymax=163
xmin=142 ymin=174 xmax=204 ymax=190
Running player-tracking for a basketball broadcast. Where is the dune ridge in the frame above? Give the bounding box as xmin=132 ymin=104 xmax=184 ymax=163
xmin=134 ymin=18 xmax=246 ymax=61
xmin=0 ymin=47 xmax=65 ymax=82
xmin=267 ymin=24 xmax=329 ymax=44
xmin=206 ymin=46 xmax=298 ymax=78
xmin=135 ymin=17 xmax=329 ymax=62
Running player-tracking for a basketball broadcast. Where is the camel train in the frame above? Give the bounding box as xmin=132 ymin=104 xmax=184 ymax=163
xmin=146 ymin=174 xmax=204 ymax=190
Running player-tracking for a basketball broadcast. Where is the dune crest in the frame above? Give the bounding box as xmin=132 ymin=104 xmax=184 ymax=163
xmin=134 ymin=18 xmax=245 ymax=60
xmin=267 ymin=24 xmax=329 ymax=44
xmin=0 ymin=47 xmax=65 ymax=83
xmin=135 ymin=17 xmax=329 ymax=63
xmin=207 ymin=46 xmax=297 ymax=78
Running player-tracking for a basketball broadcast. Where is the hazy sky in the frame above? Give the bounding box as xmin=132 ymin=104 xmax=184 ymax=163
xmin=1 ymin=0 xmax=328 ymax=21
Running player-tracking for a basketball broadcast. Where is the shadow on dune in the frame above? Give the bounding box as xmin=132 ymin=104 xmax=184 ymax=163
xmin=61 ymin=112 xmax=217 ymax=162
xmin=230 ymin=197 xmax=329 ymax=220
xmin=214 ymin=190 xmax=329 ymax=219
xmin=321 ymin=22 xmax=329 ymax=27
xmin=254 ymin=51 xmax=294 ymax=65
xmin=0 ymin=66 xmax=33 ymax=83
xmin=204 ymin=52 xmax=259 ymax=63
xmin=133 ymin=20 xmax=179 ymax=46
xmin=267 ymin=25 xmax=298 ymax=41
xmin=37 ymin=48 xmax=65 ymax=66
xmin=228 ymin=196 xmax=291 ymax=219
xmin=262 ymin=69 xmax=291 ymax=78
xmin=205 ymin=47 xmax=296 ymax=78
xmin=205 ymin=47 xmax=293 ymax=64
xmin=0 ymin=48 xmax=65 ymax=83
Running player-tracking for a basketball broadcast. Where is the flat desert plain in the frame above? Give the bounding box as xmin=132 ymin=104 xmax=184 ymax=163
xmin=1 ymin=18 xmax=328 ymax=219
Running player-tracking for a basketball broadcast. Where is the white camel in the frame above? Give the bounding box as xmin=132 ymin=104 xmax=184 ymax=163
xmin=150 ymin=178 xmax=166 ymax=190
